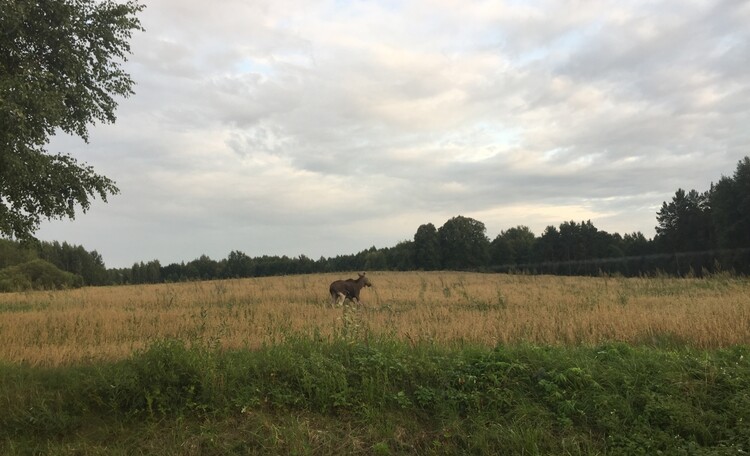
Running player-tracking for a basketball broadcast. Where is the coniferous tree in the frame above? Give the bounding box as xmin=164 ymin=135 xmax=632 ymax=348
xmin=711 ymin=157 xmax=750 ymax=249
xmin=534 ymin=225 xmax=560 ymax=263
xmin=655 ymin=188 xmax=713 ymax=252
xmin=621 ymin=232 xmax=651 ymax=256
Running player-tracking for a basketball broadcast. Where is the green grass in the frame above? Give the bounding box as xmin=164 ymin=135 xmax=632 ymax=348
xmin=2 ymin=336 xmax=749 ymax=455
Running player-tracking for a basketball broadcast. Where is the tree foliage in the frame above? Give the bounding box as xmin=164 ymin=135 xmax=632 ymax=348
xmin=0 ymin=238 xmax=35 ymax=268
xmin=437 ymin=216 xmax=490 ymax=270
xmin=413 ymin=223 xmax=440 ymax=270
xmin=37 ymin=240 xmax=108 ymax=285
xmin=621 ymin=232 xmax=650 ymax=256
xmin=0 ymin=258 xmax=82 ymax=291
xmin=711 ymin=157 xmax=750 ymax=249
xmin=0 ymin=238 xmax=108 ymax=290
xmin=655 ymin=188 xmax=713 ymax=252
xmin=491 ymin=225 xmax=535 ymax=266
xmin=0 ymin=0 xmax=144 ymax=241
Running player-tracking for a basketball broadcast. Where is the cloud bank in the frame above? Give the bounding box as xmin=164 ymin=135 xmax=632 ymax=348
xmin=40 ymin=0 xmax=750 ymax=267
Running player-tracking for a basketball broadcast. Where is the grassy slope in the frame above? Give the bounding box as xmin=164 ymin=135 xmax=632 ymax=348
xmin=2 ymin=336 xmax=749 ymax=455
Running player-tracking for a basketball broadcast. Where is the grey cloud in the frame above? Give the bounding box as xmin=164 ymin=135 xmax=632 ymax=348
xmin=36 ymin=0 xmax=750 ymax=267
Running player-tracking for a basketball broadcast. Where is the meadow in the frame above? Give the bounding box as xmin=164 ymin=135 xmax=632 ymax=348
xmin=2 ymin=272 xmax=750 ymax=455
xmin=0 ymin=271 xmax=749 ymax=366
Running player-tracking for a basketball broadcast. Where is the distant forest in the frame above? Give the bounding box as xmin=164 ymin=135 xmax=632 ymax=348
xmin=1 ymin=157 xmax=748 ymax=291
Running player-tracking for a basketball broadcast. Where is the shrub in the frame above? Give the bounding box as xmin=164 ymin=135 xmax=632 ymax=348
xmin=0 ymin=259 xmax=83 ymax=292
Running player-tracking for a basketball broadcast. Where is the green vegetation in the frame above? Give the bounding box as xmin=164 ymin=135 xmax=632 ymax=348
xmin=0 ymin=259 xmax=82 ymax=292
xmin=2 ymin=336 xmax=749 ymax=454
xmin=1 ymin=0 xmax=144 ymax=241
xmin=0 ymin=239 xmax=107 ymax=291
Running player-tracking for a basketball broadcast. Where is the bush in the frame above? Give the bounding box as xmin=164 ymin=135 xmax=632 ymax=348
xmin=0 ymin=259 xmax=83 ymax=292
xmin=2 ymin=339 xmax=750 ymax=454
xmin=102 ymin=339 xmax=220 ymax=418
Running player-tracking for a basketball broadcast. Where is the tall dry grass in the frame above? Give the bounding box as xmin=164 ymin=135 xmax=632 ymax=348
xmin=1 ymin=272 xmax=748 ymax=366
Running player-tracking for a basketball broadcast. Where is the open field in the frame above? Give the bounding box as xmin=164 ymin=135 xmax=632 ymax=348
xmin=1 ymin=271 xmax=749 ymax=366
xmin=2 ymin=272 xmax=750 ymax=454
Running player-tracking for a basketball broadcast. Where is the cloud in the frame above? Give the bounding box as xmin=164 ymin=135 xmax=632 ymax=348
xmin=37 ymin=0 xmax=750 ymax=267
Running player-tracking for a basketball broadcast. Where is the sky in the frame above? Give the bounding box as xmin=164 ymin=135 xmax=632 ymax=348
xmin=38 ymin=0 xmax=750 ymax=268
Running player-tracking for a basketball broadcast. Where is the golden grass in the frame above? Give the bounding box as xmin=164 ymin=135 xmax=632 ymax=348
xmin=1 ymin=272 xmax=749 ymax=366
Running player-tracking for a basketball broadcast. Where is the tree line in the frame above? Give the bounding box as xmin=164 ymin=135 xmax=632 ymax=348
xmin=1 ymin=157 xmax=748 ymax=290
xmin=119 ymin=156 xmax=749 ymax=282
xmin=0 ymin=239 xmax=108 ymax=291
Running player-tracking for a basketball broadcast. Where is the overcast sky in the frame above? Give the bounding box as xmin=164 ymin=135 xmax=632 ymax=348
xmin=38 ymin=0 xmax=750 ymax=268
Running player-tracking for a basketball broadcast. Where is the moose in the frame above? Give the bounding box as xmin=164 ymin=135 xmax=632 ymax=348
xmin=329 ymin=272 xmax=372 ymax=307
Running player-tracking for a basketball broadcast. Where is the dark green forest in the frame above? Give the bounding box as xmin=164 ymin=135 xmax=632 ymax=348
xmin=1 ymin=157 xmax=749 ymax=291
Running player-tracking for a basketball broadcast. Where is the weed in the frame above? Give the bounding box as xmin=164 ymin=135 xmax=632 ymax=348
xmin=1 ymin=339 xmax=750 ymax=454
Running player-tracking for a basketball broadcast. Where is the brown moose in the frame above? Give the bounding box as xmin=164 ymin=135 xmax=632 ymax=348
xmin=329 ymin=272 xmax=372 ymax=307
